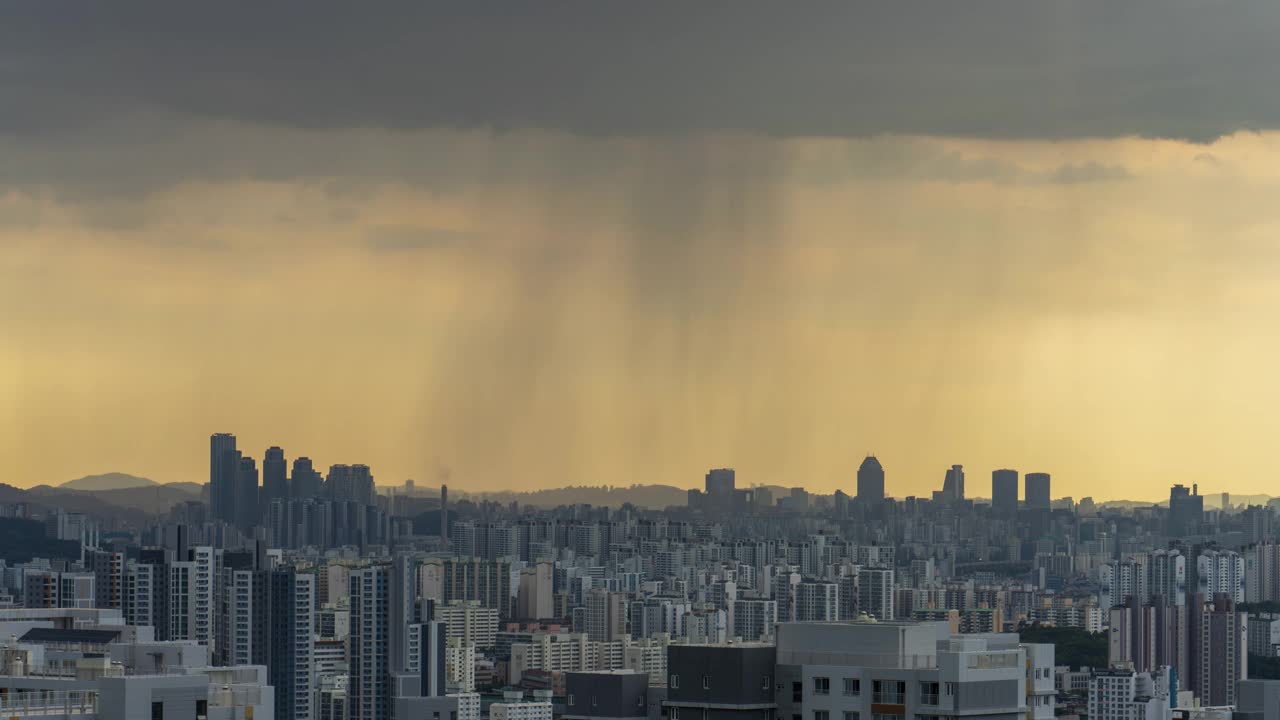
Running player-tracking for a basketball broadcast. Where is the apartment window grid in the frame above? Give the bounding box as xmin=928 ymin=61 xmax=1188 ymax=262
xmin=843 ymin=678 xmax=861 ymax=696
xmin=814 ymin=677 xmax=830 ymax=695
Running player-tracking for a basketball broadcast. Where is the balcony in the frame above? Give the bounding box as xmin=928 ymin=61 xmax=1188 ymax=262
xmin=0 ymin=690 xmax=99 ymax=716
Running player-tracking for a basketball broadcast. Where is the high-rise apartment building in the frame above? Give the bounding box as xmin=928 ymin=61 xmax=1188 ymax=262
xmin=269 ymin=566 xmax=315 ymax=720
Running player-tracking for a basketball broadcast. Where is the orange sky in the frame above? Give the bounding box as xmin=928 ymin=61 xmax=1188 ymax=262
xmin=4 ymin=129 xmax=1280 ymax=500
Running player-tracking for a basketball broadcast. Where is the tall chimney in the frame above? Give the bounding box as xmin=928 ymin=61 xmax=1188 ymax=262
xmin=441 ymin=484 xmax=449 ymax=548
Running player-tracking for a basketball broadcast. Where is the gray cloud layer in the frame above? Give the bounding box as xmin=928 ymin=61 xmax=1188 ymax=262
xmin=4 ymin=1 xmax=1280 ymax=142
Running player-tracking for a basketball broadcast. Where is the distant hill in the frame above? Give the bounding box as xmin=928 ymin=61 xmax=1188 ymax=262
xmin=29 ymin=482 xmax=202 ymax=516
xmin=60 ymin=472 xmax=157 ymax=491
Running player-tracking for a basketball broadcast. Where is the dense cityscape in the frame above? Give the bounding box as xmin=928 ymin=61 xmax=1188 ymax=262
xmin=1 ymin=434 xmax=1279 ymax=720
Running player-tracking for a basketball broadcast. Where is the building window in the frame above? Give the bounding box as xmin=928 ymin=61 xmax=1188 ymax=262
xmin=671 ymin=708 xmax=680 ymax=720
xmin=568 ymin=695 xmax=575 ymax=706
xmin=872 ymin=681 xmax=905 ymax=705
xmin=844 ymin=713 xmax=860 ymax=720
xmin=793 ymin=681 xmax=804 ymax=703
xmin=844 ymin=678 xmax=861 ymax=696
xmin=151 ymin=702 xmax=164 ymax=720
xmin=196 ymin=700 xmax=208 ymax=720
xmin=815 ymin=712 xmax=830 ymax=720
xmin=920 ymin=682 xmax=939 ymax=705
xmin=764 ymin=675 xmax=772 ymax=690
xmin=703 ymin=674 xmax=710 ymax=690
xmin=944 ymin=682 xmax=957 ymax=697
xmin=815 ymin=677 xmax=831 ymax=695
xmin=671 ymin=675 xmax=680 ymax=689
xmin=593 ymin=696 xmax=599 ymax=707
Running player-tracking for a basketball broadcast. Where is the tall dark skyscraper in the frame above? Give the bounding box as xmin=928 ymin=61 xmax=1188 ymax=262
xmin=991 ymin=469 xmax=1019 ymax=515
xmin=942 ymin=464 xmax=965 ymax=501
xmin=857 ymin=456 xmax=885 ymax=502
xmin=1025 ymin=472 xmax=1051 ymax=510
xmin=704 ymin=468 xmax=736 ymax=513
xmin=291 ymin=456 xmax=322 ymax=499
xmin=1169 ymin=483 xmax=1204 ymax=536
xmin=210 ymin=433 xmax=238 ymax=524
xmin=327 ymin=464 xmax=376 ymax=505
xmin=236 ymin=456 xmax=260 ymax=531
xmin=262 ymin=446 xmax=289 ymax=507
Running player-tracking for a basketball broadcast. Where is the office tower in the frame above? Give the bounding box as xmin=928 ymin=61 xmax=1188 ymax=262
xmin=1148 ymin=549 xmax=1187 ymax=606
xmin=263 ymin=446 xmax=289 ymax=507
xmin=1088 ymin=667 xmax=1176 ymax=720
xmin=1025 ymin=472 xmax=1051 ymax=510
xmin=857 ymin=566 xmax=895 ymax=619
xmin=1188 ymin=594 xmax=1247 ymax=706
xmin=327 ymin=464 xmax=376 ymax=505
xmin=794 ymin=581 xmax=839 ymax=622
xmin=1169 ymin=484 xmax=1204 ymax=536
xmin=234 ymin=456 xmax=260 ymax=531
xmin=210 ymin=433 xmax=239 ymax=524
xmin=441 ymin=484 xmax=450 ymax=548
xmin=857 ymin=455 xmax=885 ymax=503
xmin=943 ymin=464 xmax=965 ymax=501
xmin=351 ymin=565 xmax=393 ymax=720
xmin=584 ymin=588 xmax=627 ymax=642
xmin=292 ymin=456 xmax=323 ymax=499
xmin=705 ymin=468 xmax=736 ymax=514
xmin=1197 ymin=549 xmax=1245 ymax=603
xmin=991 ymin=469 xmax=1019 ymax=515
xmin=269 ymin=567 xmax=315 ymax=720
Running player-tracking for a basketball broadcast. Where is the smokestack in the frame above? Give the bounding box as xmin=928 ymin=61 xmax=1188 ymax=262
xmin=441 ymin=484 xmax=449 ymax=548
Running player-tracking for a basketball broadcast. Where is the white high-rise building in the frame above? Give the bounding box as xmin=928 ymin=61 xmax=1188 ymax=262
xmin=445 ymin=639 xmax=477 ymax=692
xmin=1088 ymin=667 xmax=1175 ymax=720
xmin=1198 ymin=550 xmax=1245 ymax=604
xmin=857 ymin=567 xmax=894 ymax=619
xmin=732 ymin=598 xmax=778 ymax=641
xmin=350 ymin=565 xmax=393 ymax=720
xmin=1099 ymin=560 xmax=1146 ymax=610
xmin=1147 ymin=550 xmax=1186 ymax=606
xmin=795 ymin=581 xmax=839 ymax=622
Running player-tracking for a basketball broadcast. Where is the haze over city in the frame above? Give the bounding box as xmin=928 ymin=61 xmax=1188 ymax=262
xmin=6 ymin=3 xmax=1280 ymax=499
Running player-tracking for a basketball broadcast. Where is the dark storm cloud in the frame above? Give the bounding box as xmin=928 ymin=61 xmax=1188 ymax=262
xmin=3 ymin=1 xmax=1279 ymax=143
